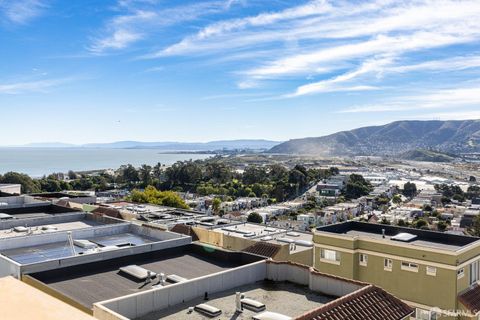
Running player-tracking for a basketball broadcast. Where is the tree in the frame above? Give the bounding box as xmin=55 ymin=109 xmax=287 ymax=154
xmin=402 ymin=182 xmax=417 ymax=198
xmin=470 ymin=176 xmax=477 ymax=182
xmin=344 ymin=174 xmax=373 ymax=200
xmin=414 ymin=219 xmax=428 ymax=229
xmin=0 ymin=172 xmax=40 ymax=193
xmin=247 ymin=212 xmax=263 ymax=223
xmin=67 ymin=170 xmax=78 ymax=180
xmin=129 ymin=186 xmax=189 ymax=209
xmin=212 ymin=198 xmax=222 ymax=215
xmin=437 ymin=221 xmax=447 ymax=232
xmin=392 ymin=194 xmax=402 ymax=204
xmin=472 ymin=215 xmax=480 ymax=237
xmin=119 ymin=164 xmax=139 ymax=184
xmin=139 ymin=164 xmax=152 ymax=186
xmin=243 ymin=166 xmax=267 ymax=185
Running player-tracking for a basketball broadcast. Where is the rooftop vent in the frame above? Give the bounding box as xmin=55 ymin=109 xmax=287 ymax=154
xmin=391 ymin=232 xmax=417 ymax=242
xmin=119 ymin=265 xmax=157 ymax=280
xmin=0 ymin=213 xmax=13 ymax=220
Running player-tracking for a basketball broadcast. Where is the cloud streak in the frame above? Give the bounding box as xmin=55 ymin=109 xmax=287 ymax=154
xmin=147 ymin=0 xmax=480 ymax=99
xmin=0 ymin=78 xmax=72 ymax=94
xmin=90 ymin=0 xmax=243 ymax=54
xmin=339 ymin=86 xmax=480 ymax=113
xmin=0 ymin=0 xmax=47 ymax=24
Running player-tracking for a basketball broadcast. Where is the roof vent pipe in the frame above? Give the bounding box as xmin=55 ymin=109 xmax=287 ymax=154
xmin=382 ymin=229 xmax=386 ymax=239
xmin=236 ymin=292 xmax=243 ymax=313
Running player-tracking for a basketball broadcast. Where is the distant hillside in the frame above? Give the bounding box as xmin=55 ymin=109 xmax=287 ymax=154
xmin=399 ymin=149 xmax=456 ymax=162
xmin=16 ymin=140 xmax=282 ymax=151
xmin=269 ymin=120 xmax=480 ymax=156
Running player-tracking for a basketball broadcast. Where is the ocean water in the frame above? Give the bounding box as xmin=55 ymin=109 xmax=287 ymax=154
xmin=0 ymin=148 xmax=212 ymax=177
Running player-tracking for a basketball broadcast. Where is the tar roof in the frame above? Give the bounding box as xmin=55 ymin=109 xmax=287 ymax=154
xmin=28 ymin=244 xmax=263 ymax=309
xmin=317 ymin=221 xmax=480 ymax=251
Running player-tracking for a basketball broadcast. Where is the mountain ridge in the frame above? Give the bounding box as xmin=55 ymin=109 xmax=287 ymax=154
xmin=268 ymin=120 xmax=480 ymax=156
xmin=9 ymin=139 xmax=282 ymax=151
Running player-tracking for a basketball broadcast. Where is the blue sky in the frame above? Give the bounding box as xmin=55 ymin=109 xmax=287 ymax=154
xmin=1 ymin=0 xmax=480 ymax=145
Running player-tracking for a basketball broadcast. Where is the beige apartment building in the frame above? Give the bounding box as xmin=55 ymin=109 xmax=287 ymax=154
xmin=313 ymin=221 xmax=480 ymax=320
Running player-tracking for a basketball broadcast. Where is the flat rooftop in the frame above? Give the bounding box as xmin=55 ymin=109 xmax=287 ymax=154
xmin=28 ymin=244 xmax=263 ymax=309
xmin=0 ymin=220 xmax=101 ymax=239
xmin=0 ymin=213 xmax=121 ymax=239
xmin=2 ymin=232 xmax=156 ymax=264
xmin=0 ymin=276 xmax=96 ymax=320
xmin=0 ymin=203 xmax=79 ymax=220
xmin=214 ymin=223 xmax=313 ymax=253
xmin=136 ymin=280 xmax=334 ymax=320
xmin=317 ymin=221 xmax=480 ymax=251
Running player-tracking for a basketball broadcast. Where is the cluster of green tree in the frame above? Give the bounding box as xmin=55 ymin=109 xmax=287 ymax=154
xmin=0 ymin=160 xmax=339 ymax=203
xmin=128 ymin=186 xmax=189 ymax=209
xmin=156 ymin=161 xmax=338 ymax=202
xmin=0 ymin=171 xmax=114 ymax=193
xmin=342 ymin=174 xmax=374 ymax=200
xmin=435 ymin=184 xmax=480 ymax=203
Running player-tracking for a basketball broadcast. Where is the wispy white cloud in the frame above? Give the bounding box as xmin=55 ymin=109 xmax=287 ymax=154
xmin=90 ymin=0 xmax=242 ymax=54
xmin=339 ymin=86 xmax=480 ymax=113
xmin=149 ymin=0 xmax=480 ymax=95
xmin=0 ymin=0 xmax=47 ymax=24
xmin=0 ymin=78 xmax=72 ymax=94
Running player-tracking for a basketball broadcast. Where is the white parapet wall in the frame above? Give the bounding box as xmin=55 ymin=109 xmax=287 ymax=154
xmin=0 ymin=222 xmax=192 ymax=277
xmin=266 ymin=261 xmax=365 ymax=297
xmin=94 ymin=260 xmax=267 ymax=320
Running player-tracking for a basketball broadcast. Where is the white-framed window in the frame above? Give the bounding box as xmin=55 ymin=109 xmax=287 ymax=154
xmin=470 ymin=260 xmax=479 ymax=285
xmin=359 ymin=253 xmax=368 ymax=266
xmin=320 ymin=249 xmax=340 ymax=263
xmin=426 ymin=266 xmax=437 ymax=276
xmin=401 ymin=261 xmax=419 ymax=272
xmin=384 ymin=258 xmax=393 ymax=271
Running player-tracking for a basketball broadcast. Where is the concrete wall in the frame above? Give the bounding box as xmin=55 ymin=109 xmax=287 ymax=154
xmin=0 ymin=195 xmax=45 ymax=207
xmin=0 ymin=255 xmax=21 ymax=278
xmin=94 ymin=260 xmax=267 ymax=320
xmin=266 ymin=261 xmax=363 ymax=297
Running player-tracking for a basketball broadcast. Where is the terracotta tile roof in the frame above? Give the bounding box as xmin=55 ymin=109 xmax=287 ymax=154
xmin=296 ymin=285 xmax=413 ymax=320
xmin=242 ymin=242 xmax=281 ymax=258
xmin=170 ymin=224 xmax=199 ymax=241
xmin=459 ymin=283 xmax=480 ymax=314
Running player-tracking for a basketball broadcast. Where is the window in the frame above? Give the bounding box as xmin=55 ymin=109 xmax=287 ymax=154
xmin=458 ymin=268 xmax=465 ymax=279
xmin=401 ymin=262 xmax=419 ymax=272
xmin=320 ymin=249 xmax=340 ymax=263
xmin=384 ymin=258 xmax=393 ymax=271
xmin=426 ymin=266 xmax=437 ymax=276
xmin=359 ymin=254 xmax=368 ymax=266
xmin=470 ymin=260 xmax=479 ymax=285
